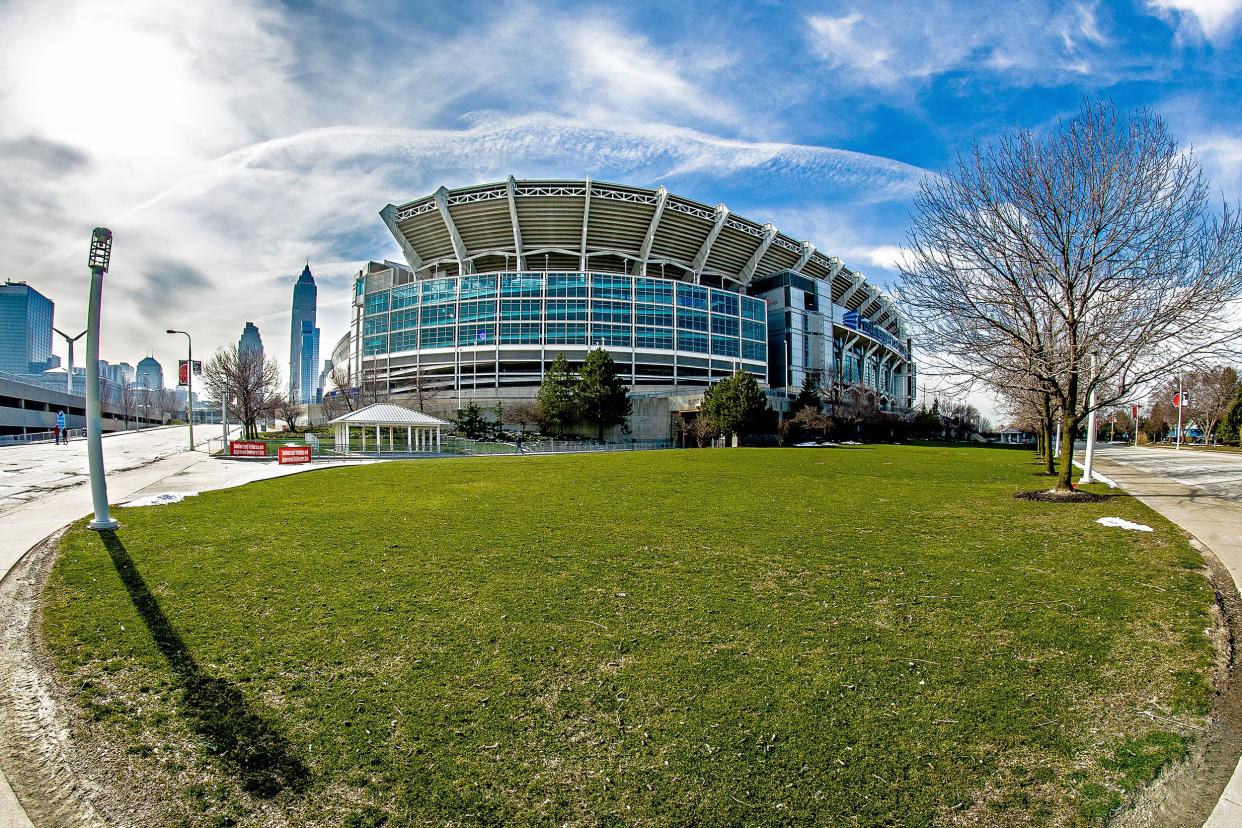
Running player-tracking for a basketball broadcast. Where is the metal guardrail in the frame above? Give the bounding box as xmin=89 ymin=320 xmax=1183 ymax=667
xmin=0 ymin=428 xmax=88 ymax=447
xmin=206 ymin=435 xmax=675 ymax=459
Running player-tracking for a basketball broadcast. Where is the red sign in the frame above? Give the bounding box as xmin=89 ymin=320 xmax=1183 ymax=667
xmin=177 ymin=360 xmax=202 ymax=387
xmin=1132 ymin=405 xmax=1139 ymax=419
xmin=1173 ymin=392 xmax=1182 ymax=408
xmin=229 ymin=440 xmax=267 ymax=457
xmin=278 ymin=445 xmax=312 ymax=465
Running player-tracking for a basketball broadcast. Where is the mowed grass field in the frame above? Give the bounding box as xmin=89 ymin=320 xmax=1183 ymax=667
xmin=41 ymin=446 xmax=1216 ymax=827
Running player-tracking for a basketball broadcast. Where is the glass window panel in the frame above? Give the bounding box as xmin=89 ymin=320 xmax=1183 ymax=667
xmin=711 ymin=335 xmax=740 ymax=357
xmin=592 ymin=324 xmax=631 ymax=347
xmin=390 ymin=330 xmax=418 ymax=352
xmin=420 ymin=326 xmax=454 ymax=348
xmin=391 ymin=284 xmax=419 ymax=309
xmin=635 ymin=326 xmax=673 ymax=350
xmin=742 ymin=319 xmax=765 ymax=341
xmin=420 ymin=304 xmax=456 ymax=326
xmin=459 ymin=300 xmax=497 ymax=323
xmin=591 ymin=301 xmax=631 ymax=324
xmin=546 ymin=299 xmax=587 ymax=321
xmin=459 ymin=274 xmax=497 ymax=299
xmin=591 ymin=274 xmax=632 ymax=301
xmin=742 ymin=339 xmax=766 ymax=361
xmin=677 ymin=308 xmax=708 ymax=332
xmin=677 ymin=331 xmax=708 ymax=353
xmin=634 ymin=277 xmax=674 ymax=305
xmin=363 ymin=334 xmax=387 ymax=355
xmin=502 ymin=272 xmax=543 ymax=296
xmin=710 ymin=290 xmax=739 ymax=316
xmin=458 ymin=324 xmax=496 ymax=346
xmin=676 ymin=283 xmax=708 ymax=309
xmin=546 ymin=323 xmax=587 ymax=344
xmin=363 ymin=316 xmax=389 ymax=336
xmin=635 ymin=303 xmax=673 ymax=327
xmin=421 ymin=277 xmax=457 ymax=304
xmin=546 ymin=273 xmax=587 ymax=297
xmin=501 ymin=299 xmax=542 ymax=321
xmin=711 ymin=315 xmax=739 ymax=337
xmin=365 ymin=292 xmax=390 ymax=314
xmin=742 ymin=297 xmax=766 ymax=321
xmin=500 ymin=323 xmax=542 ymax=344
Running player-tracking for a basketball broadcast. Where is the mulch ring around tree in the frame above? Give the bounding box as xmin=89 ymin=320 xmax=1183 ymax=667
xmin=1014 ymin=488 xmax=1111 ymax=503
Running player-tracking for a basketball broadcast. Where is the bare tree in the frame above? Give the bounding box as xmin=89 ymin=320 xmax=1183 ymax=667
xmin=274 ymin=394 xmax=303 ymax=434
xmin=201 ymin=346 xmax=282 ymax=440
xmin=900 ymin=100 xmax=1242 ymax=491
xmin=403 ymin=365 xmax=444 ymax=412
xmin=119 ymin=384 xmax=138 ymax=430
xmin=158 ymin=389 xmax=182 ymax=423
xmin=506 ymin=400 xmax=541 ymax=434
xmin=1186 ymin=366 xmax=1240 ymax=442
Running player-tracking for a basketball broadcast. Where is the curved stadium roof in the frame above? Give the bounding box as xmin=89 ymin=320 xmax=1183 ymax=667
xmin=381 ymin=178 xmax=904 ymax=338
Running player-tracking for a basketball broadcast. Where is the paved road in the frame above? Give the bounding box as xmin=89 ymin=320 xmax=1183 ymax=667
xmin=1090 ymin=445 xmax=1242 ymax=828
xmin=0 ymin=426 xmax=216 ymax=517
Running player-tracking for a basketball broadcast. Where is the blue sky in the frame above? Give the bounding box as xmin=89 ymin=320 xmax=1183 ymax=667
xmin=1 ymin=0 xmax=1239 ymax=402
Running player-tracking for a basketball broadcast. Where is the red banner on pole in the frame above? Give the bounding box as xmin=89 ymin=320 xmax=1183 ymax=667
xmin=229 ymin=440 xmax=267 ymax=457
xmin=1131 ymin=405 xmax=1138 ymax=419
xmin=1173 ymin=392 xmax=1182 ymax=408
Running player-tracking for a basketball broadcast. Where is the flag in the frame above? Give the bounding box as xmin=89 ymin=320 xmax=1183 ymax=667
xmin=843 ymin=310 xmax=860 ymax=330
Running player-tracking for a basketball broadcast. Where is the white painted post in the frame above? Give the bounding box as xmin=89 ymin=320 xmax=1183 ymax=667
xmin=436 ymin=427 xmax=441 ymax=452
xmin=407 ymin=426 xmax=412 ymax=453
xmin=375 ymin=424 xmax=381 ymax=455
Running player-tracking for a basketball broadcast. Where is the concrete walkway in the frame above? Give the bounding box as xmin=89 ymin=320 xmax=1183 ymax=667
xmin=0 ymin=428 xmax=369 ymax=826
xmin=1091 ymin=445 xmax=1242 ymax=827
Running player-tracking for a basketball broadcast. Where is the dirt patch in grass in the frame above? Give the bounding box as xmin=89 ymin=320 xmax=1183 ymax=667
xmin=1015 ymin=488 xmax=1111 ymax=503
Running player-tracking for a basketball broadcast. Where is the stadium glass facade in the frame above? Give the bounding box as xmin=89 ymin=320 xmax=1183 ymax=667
xmin=353 ymin=269 xmax=767 ymax=390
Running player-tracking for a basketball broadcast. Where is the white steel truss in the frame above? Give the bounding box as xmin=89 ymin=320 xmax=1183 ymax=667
xmin=636 ymin=186 xmax=668 ymax=277
xmin=739 ymin=223 xmax=778 ymax=285
xmin=690 ymin=204 xmax=729 ymax=278
xmin=505 ymin=175 xmax=527 ymax=271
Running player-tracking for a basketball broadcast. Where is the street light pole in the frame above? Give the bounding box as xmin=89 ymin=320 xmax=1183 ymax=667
xmin=53 ymin=327 xmax=86 ymax=394
xmin=167 ymin=329 xmax=194 ymax=451
xmin=1175 ymin=374 xmax=1184 ymax=450
xmin=1080 ymin=353 xmax=1098 ymax=484
xmin=85 ymin=228 xmax=118 ymax=531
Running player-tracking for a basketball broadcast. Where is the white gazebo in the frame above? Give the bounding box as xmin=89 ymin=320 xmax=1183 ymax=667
xmin=329 ymin=403 xmax=450 ymax=454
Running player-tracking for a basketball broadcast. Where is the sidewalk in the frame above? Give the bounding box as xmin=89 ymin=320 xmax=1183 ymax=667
xmin=0 ymin=444 xmax=368 ymax=827
xmin=1092 ymin=454 xmax=1242 ymax=827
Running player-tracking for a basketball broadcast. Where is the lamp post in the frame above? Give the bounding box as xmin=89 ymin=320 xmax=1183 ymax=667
xmin=167 ymin=329 xmax=194 ymax=451
xmin=53 ymin=327 xmax=86 ymax=394
xmin=1079 ymin=354 xmax=1098 ymax=484
xmin=85 ymin=228 xmax=118 ymax=531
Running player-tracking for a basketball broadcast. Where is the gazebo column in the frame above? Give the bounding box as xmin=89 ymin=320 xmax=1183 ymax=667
xmin=343 ymin=423 xmax=349 ymax=454
xmin=361 ymin=426 xmax=365 ymax=452
xmin=436 ymin=426 xmax=441 ymax=452
xmin=407 ymin=426 xmax=412 ymax=453
xmin=375 ymin=424 xmax=380 ymax=454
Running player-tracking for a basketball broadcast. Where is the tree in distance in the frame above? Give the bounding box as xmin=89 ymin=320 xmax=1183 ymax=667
xmin=576 ymin=348 xmax=631 ymax=441
xmin=202 ymin=346 xmax=282 ymax=440
xmin=273 ymin=394 xmax=303 ymax=434
xmin=900 ymin=99 xmax=1242 ymax=491
xmin=454 ymin=400 xmax=488 ymax=440
xmin=700 ymin=370 xmax=769 ymax=446
xmin=505 ymin=400 xmax=541 ymax=435
xmin=536 ymin=353 xmax=579 ymax=438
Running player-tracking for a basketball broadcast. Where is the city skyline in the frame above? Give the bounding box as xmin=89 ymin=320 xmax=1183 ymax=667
xmin=0 ymin=1 xmax=1238 ymax=415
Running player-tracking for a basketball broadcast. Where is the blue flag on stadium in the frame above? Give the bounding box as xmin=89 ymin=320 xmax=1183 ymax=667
xmin=843 ymin=310 xmax=860 ymax=329
xmin=477 ymin=329 xmax=488 ymax=343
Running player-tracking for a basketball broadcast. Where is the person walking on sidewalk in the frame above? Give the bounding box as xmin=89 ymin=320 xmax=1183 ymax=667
xmin=55 ymin=410 xmax=67 ymax=444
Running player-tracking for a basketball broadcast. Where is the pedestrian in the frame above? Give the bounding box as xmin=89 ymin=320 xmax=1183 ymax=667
xmin=56 ymin=410 xmax=67 ymax=444
xmin=515 ymin=434 xmax=523 ymax=454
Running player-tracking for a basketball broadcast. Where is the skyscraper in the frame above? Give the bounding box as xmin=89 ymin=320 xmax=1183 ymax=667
xmin=0 ymin=280 xmax=54 ymax=374
xmin=288 ymin=264 xmax=320 ymax=403
xmin=238 ymin=322 xmax=263 ymax=357
xmin=136 ymin=356 xmax=164 ymax=390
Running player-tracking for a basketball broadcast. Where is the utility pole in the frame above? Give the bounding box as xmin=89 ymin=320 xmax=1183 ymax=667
xmin=1079 ymin=353 xmax=1098 ymax=484
xmin=1175 ymin=375 xmax=1184 ymax=450
xmin=85 ymin=228 xmax=118 ymax=531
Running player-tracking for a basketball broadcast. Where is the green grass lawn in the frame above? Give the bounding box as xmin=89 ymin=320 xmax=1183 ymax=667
xmin=41 ymin=446 xmax=1215 ymax=827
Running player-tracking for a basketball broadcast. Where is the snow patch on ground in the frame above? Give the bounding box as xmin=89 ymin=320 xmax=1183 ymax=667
xmin=123 ymin=492 xmax=197 ymax=507
xmin=1096 ymin=516 xmax=1154 ymax=532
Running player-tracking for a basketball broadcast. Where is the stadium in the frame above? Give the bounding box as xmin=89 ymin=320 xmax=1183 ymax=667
xmin=328 ymin=178 xmax=916 ymax=438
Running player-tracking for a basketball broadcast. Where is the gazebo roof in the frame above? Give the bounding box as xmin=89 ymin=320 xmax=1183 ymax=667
xmin=329 ymin=403 xmax=450 ymax=427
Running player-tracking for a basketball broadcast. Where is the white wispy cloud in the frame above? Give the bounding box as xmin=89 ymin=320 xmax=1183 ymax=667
xmin=1146 ymin=0 xmax=1242 ymax=44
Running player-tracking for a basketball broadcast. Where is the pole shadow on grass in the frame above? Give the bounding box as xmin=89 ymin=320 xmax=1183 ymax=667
xmin=99 ymin=530 xmax=309 ymax=798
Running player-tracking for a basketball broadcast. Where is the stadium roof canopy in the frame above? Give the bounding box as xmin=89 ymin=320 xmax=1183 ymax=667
xmin=381 ymin=177 xmax=904 ymax=338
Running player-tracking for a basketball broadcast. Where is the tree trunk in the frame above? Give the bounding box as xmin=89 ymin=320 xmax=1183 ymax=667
xmin=1056 ymin=416 xmax=1080 ymax=490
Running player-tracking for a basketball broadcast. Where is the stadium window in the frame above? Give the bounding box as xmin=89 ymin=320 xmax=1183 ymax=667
xmin=421 ymin=277 xmax=457 ymax=304
xmin=635 ymin=304 xmax=673 ymax=327
xmin=459 ymin=274 xmax=497 ymax=299
xmin=500 ymin=323 xmax=542 ymax=344
xmin=635 ymin=277 xmax=674 ymax=304
xmin=546 ymin=323 xmax=588 ymax=344
xmin=390 ymin=330 xmax=418 ymax=352
xmin=591 ymin=301 xmax=631 ymax=324
xmin=458 ymin=324 xmax=496 ymax=346
xmin=742 ymin=319 xmax=765 ymax=341
xmin=391 ymin=284 xmax=419 ymax=309
xmin=458 ymin=300 xmax=497 ymax=323
xmin=742 ymin=339 xmax=765 ymax=361
xmin=710 ymin=290 xmax=739 ymax=316
xmin=546 ymin=273 xmax=587 ymax=297
xmin=501 ymin=299 xmax=542 ymax=321
xmin=711 ymin=336 xmax=740 ymax=357
xmin=502 ymin=272 xmax=543 ymax=296
xmin=364 ymin=292 xmax=390 ymax=314
xmin=419 ymin=326 xmax=454 ymax=348
xmin=677 ymin=330 xmax=709 ymax=353
xmin=710 ymin=315 xmax=739 ymax=337
xmin=546 ymin=299 xmax=587 ymax=320
xmin=591 ymin=274 xmax=632 ymax=300
xmin=742 ymin=297 xmax=766 ymax=321
xmin=592 ymin=324 xmax=632 ymax=347
xmin=420 ymin=304 xmax=456 ymax=326
xmin=677 ymin=308 xmax=708 ymax=332
xmin=635 ymin=326 xmax=673 ymax=350
xmin=363 ymin=334 xmax=387 ymax=355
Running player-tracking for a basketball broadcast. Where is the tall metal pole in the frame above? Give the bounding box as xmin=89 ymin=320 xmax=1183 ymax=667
xmin=1175 ymin=374 xmax=1184 ymax=450
xmin=221 ymin=382 xmax=228 ymax=450
xmin=1079 ymin=354 xmax=1098 ymax=484
xmin=167 ymin=330 xmax=194 ymax=451
xmin=85 ymin=228 xmax=118 ymax=531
